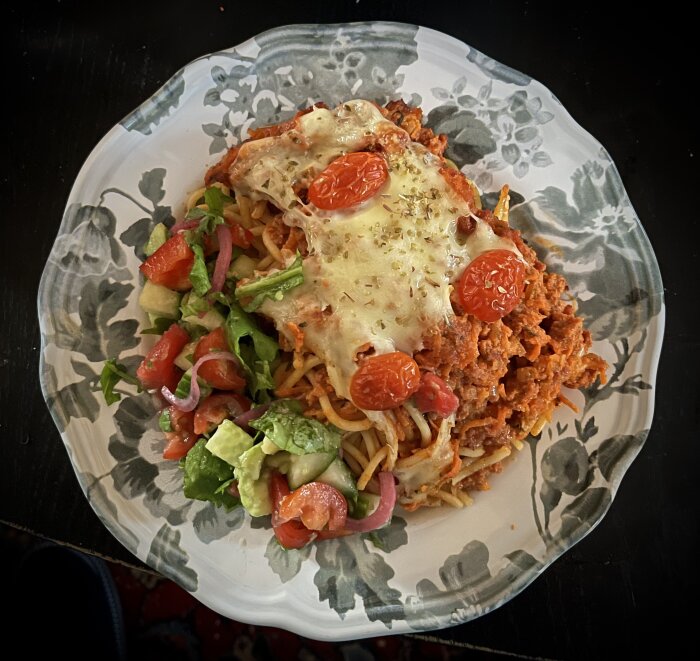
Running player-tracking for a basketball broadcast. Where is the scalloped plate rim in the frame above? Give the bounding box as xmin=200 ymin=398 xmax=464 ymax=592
xmin=37 ymin=21 xmax=664 ymax=641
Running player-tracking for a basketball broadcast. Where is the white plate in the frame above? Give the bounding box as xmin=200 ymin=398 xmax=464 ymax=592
xmin=38 ymin=22 xmax=664 ymax=640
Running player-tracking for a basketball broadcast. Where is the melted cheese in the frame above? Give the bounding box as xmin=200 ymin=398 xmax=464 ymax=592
xmin=230 ymin=100 xmax=518 ymax=402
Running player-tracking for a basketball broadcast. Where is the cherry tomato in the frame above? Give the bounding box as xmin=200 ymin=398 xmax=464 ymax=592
xmin=308 ymin=152 xmax=388 ymax=210
xmin=350 ymin=352 xmax=421 ymax=410
xmin=269 ymin=472 xmax=315 ymax=549
xmin=140 ymin=234 xmax=194 ymax=291
xmin=136 ymin=324 xmax=190 ymax=392
xmin=413 ymin=373 xmax=459 ymax=417
xmin=193 ymin=328 xmax=246 ymax=391
xmin=278 ymin=482 xmax=348 ymax=531
xmin=193 ymin=393 xmax=250 ymax=435
xmin=458 ymin=249 xmax=526 ymax=323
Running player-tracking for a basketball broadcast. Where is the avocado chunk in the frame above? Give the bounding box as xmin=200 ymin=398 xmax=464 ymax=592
xmin=143 ymin=223 xmax=168 ymax=256
xmin=235 ymin=444 xmax=272 ymax=516
xmin=206 ymin=420 xmax=254 ymax=467
xmin=139 ymin=280 xmax=181 ymax=320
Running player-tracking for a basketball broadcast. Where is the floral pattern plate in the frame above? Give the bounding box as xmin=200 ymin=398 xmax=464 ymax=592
xmin=38 ymin=23 xmax=664 ymax=640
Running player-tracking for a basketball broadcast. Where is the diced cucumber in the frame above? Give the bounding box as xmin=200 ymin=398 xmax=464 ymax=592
xmin=227 ymin=254 xmax=257 ymax=280
xmin=266 ymin=451 xmax=291 ymax=474
xmin=139 ymin=280 xmax=181 ymax=319
xmin=316 ymin=458 xmax=358 ymax=505
xmin=350 ymin=492 xmax=380 ymax=520
xmin=174 ymin=340 xmax=198 ymax=371
xmin=286 ymin=452 xmax=335 ymax=489
xmin=175 ymin=369 xmax=212 ymax=400
xmin=143 ymin=223 xmax=168 ymax=256
xmin=182 ymin=308 xmax=226 ymax=331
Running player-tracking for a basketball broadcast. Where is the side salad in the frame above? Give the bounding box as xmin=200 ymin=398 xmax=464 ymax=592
xmin=102 ymin=186 xmax=395 ymax=549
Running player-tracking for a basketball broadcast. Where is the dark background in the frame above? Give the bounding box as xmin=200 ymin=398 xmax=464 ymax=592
xmin=3 ymin=1 xmax=698 ymax=658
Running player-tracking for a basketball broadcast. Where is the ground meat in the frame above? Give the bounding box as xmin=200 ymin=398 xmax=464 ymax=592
xmin=415 ymin=211 xmax=607 ymax=459
xmin=382 ymin=100 xmax=447 ymax=156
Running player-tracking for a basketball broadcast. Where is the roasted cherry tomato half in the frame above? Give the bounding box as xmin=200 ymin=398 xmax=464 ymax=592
xmin=458 ymin=249 xmax=526 ymax=323
xmin=269 ymin=472 xmax=315 ymax=549
xmin=308 ymin=152 xmax=388 ymax=210
xmin=350 ymin=351 xmax=421 ymax=410
xmin=277 ymin=482 xmax=348 ymax=531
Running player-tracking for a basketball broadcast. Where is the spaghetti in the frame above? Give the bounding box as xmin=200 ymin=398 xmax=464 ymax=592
xmin=135 ymin=98 xmax=607 ymax=543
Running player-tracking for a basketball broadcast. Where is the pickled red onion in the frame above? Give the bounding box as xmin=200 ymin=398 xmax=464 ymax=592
xmin=170 ymin=219 xmax=200 ymax=234
xmin=211 ymin=224 xmax=232 ymax=293
xmin=343 ymin=472 xmax=396 ymax=532
xmin=160 ymin=351 xmax=238 ymax=412
xmin=234 ymin=403 xmax=270 ymax=432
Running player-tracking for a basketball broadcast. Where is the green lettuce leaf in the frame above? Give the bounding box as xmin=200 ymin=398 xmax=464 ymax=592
xmin=182 ymin=439 xmax=239 ymax=510
xmin=234 ymin=253 xmax=304 ymax=312
xmin=250 ymin=399 xmax=342 ymax=455
xmin=224 ymin=301 xmax=279 ymax=401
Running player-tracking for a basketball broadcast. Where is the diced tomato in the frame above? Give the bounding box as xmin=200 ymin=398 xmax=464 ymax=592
xmin=308 ymin=152 xmax=389 ymax=210
xmin=137 ymin=324 xmax=190 ymax=392
xmin=162 ymin=408 xmax=197 ymax=459
xmin=163 ymin=431 xmax=197 ymax=460
xmin=192 ymin=328 xmax=246 ymax=391
xmin=139 ymin=234 xmax=195 ymax=291
xmin=269 ymin=472 xmax=314 ymax=550
xmin=278 ymin=482 xmax=348 ymax=531
xmin=458 ymin=249 xmax=526 ymax=323
xmin=203 ymin=222 xmax=254 ymax=254
xmin=350 ymin=351 xmax=421 ymax=410
xmin=193 ymin=393 xmax=251 ymax=435
xmin=413 ymin=373 xmax=459 ymax=417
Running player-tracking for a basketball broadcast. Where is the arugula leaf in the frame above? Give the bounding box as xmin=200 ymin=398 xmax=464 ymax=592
xmin=250 ymin=399 xmax=342 ymax=455
xmin=141 ymin=317 xmax=175 ymax=335
xmin=225 ymin=301 xmax=279 ymax=363
xmin=239 ymin=344 xmax=275 ymax=402
xmin=234 ymin=253 xmax=304 ymax=312
xmin=204 ymin=186 xmax=232 ymax=215
xmin=185 ymin=187 xmax=233 ymax=239
xmin=224 ymin=301 xmax=279 ymax=401
xmin=188 ymin=242 xmax=211 ymax=296
xmin=100 ymin=359 xmax=142 ymax=405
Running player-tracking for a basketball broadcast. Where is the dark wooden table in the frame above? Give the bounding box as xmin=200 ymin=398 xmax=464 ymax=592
xmin=4 ymin=1 xmax=697 ymax=657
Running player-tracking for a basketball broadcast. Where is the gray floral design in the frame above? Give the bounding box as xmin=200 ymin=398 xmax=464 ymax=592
xmin=510 ymin=156 xmax=663 ymax=342
xmin=38 ymin=23 xmax=664 ymax=639
xmin=199 ymin=23 xmax=419 ymax=154
xmin=147 ymin=523 xmax=198 ymax=592
xmin=428 ymin=78 xmax=554 ymax=187
xmin=405 ymin=542 xmax=542 ymax=630
xmin=314 ymin=522 xmax=407 ymax=626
